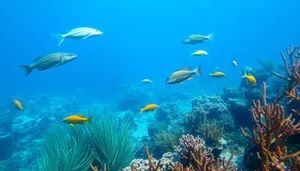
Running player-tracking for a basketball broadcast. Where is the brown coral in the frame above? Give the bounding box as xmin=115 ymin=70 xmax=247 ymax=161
xmin=240 ymin=81 xmax=300 ymax=170
xmin=273 ymin=45 xmax=300 ymax=104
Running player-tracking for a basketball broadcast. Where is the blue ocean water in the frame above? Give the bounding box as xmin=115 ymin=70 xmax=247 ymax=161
xmin=0 ymin=0 xmax=300 ymax=170
xmin=0 ymin=0 xmax=298 ymax=100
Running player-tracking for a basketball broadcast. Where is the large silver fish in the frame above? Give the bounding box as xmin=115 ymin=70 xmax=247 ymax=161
xmin=19 ymin=52 xmax=77 ymax=76
xmin=165 ymin=66 xmax=201 ymax=84
xmin=181 ymin=33 xmax=213 ymax=45
xmin=50 ymin=27 xmax=103 ymax=47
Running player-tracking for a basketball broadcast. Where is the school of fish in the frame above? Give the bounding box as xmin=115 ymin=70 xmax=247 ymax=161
xmin=13 ymin=27 xmax=257 ymax=125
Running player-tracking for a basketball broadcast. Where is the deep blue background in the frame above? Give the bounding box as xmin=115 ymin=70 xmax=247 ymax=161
xmin=0 ymin=0 xmax=299 ymax=102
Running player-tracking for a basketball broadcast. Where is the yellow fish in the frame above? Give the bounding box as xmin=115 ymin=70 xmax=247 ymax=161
xmin=62 ymin=115 xmax=92 ymax=126
xmin=241 ymin=71 xmax=256 ymax=86
xmin=209 ymin=72 xmax=226 ymax=78
xmin=191 ymin=50 xmax=209 ymax=57
xmin=232 ymin=61 xmax=237 ymax=67
xmin=12 ymin=99 xmax=24 ymax=111
xmin=140 ymin=104 xmax=158 ymax=114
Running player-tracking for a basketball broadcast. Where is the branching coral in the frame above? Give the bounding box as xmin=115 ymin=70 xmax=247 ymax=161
xmin=240 ymin=82 xmax=300 ymax=170
xmin=174 ymin=134 xmax=236 ymax=171
xmin=273 ymin=45 xmax=300 ymax=104
xmin=197 ymin=120 xmax=224 ymax=146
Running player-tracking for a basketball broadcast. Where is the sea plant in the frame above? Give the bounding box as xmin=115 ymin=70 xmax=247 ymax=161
xmin=197 ymin=119 xmax=224 ymax=146
xmin=153 ymin=129 xmax=181 ymax=153
xmin=39 ymin=126 xmax=94 ymax=171
xmin=71 ymin=112 xmax=136 ymax=171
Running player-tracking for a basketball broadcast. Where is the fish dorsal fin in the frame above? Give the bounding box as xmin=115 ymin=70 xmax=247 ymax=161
xmin=76 ymin=115 xmax=85 ymax=118
xmin=33 ymin=56 xmax=43 ymax=62
xmin=176 ymin=68 xmax=191 ymax=71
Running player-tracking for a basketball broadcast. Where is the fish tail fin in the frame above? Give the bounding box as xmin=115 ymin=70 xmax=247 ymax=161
xmin=241 ymin=70 xmax=247 ymax=78
xmin=140 ymin=109 xmax=144 ymax=114
xmin=87 ymin=116 xmax=92 ymax=123
xmin=190 ymin=53 xmax=194 ymax=57
xmin=19 ymin=65 xmax=32 ymax=76
xmin=207 ymin=32 xmax=214 ymax=42
xmin=49 ymin=33 xmax=65 ymax=47
xmin=194 ymin=65 xmax=201 ymax=76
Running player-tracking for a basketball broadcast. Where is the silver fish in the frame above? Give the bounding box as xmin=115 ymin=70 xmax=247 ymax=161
xmin=181 ymin=33 xmax=213 ymax=45
xmin=141 ymin=79 xmax=153 ymax=84
xmin=50 ymin=27 xmax=103 ymax=47
xmin=165 ymin=66 xmax=201 ymax=84
xmin=19 ymin=52 xmax=77 ymax=76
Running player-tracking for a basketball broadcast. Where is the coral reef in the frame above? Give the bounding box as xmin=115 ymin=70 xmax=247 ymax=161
xmin=226 ymin=97 xmax=252 ymax=128
xmin=182 ymin=96 xmax=234 ymax=133
xmin=153 ymin=130 xmax=181 ymax=153
xmin=155 ymin=102 xmax=179 ymax=123
xmin=147 ymin=122 xmax=168 ymax=138
xmin=175 ymin=134 xmax=236 ymax=170
xmin=124 ymin=150 xmax=176 ymax=171
xmin=197 ymin=120 xmax=224 ymax=146
xmin=273 ymin=45 xmax=300 ymax=103
xmin=240 ymin=82 xmax=300 ymax=170
xmin=117 ymin=85 xmax=156 ymax=112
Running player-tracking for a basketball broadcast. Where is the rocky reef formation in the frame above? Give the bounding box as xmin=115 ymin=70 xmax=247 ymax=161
xmin=0 ymin=95 xmax=80 ymax=170
xmin=116 ymin=85 xmax=156 ymax=113
xmin=155 ymin=102 xmax=179 ymax=123
xmin=180 ymin=95 xmax=234 ymax=135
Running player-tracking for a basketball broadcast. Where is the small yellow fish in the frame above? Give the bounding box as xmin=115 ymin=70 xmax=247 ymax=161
xmin=140 ymin=104 xmax=158 ymax=114
xmin=241 ymin=71 xmax=256 ymax=86
xmin=141 ymin=79 xmax=153 ymax=84
xmin=232 ymin=61 xmax=237 ymax=67
xmin=209 ymin=72 xmax=226 ymax=78
xmin=12 ymin=99 xmax=24 ymax=111
xmin=62 ymin=115 xmax=92 ymax=126
xmin=191 ymin=50 xmax=209 ymax=57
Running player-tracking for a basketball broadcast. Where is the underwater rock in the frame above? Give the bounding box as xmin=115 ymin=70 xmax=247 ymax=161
xmin=226 ymin=98 xmax=252 ymax=128
xmin=147 ymin=122 xmax=168 ymax=138
xmin=243 ymin=142 xmax=261 ymax=170
xmin=222 ymin=88 xmax=244 ymax=101
xmin=155 ymin=102 xmax=179 ymax=123
xmin=191 ymin=96 xmax=234 ymax=130
xmin=244 ymin=88 xmax=261 ymax=101
xmin=33 ymin=117 xmax=54 ymax=132
xmin=0 ymin=133 xmax=13 ymax=161
xmin=117 ymin=85 xmax=156 ymax=113
xmin=117 ymin=110 xmax=137 ymax=130
xmin=11 ymin=115 xmax=34 ymax=136
xmin=34 ymin=95 xmax=51 ymax=107
xmin=0 ymin=103 xmax=13 ymax=132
